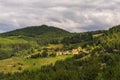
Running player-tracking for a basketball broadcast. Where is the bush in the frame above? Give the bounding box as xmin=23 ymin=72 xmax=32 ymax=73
xmin=41 ymin=51 xmax=48 ymax=57
xmin=0 ymin=49 xmax=14 ymax=60
xmin=49 ymin=53 xmax=56 ymax=57
xmin=18 ymin=67 xmax=22 ymax=70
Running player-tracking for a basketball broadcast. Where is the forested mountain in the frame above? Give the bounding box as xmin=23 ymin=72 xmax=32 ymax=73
xmin=0 ymin=25 xmax=72 ymax=60
xmin=0 ymin=25 xmax=70 ymax=37
xmin=0 ymin=25 xmax=120 ymax=80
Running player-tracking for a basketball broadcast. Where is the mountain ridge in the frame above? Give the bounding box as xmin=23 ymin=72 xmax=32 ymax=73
xmin=0 ymin=25 xmax=70 ymax=37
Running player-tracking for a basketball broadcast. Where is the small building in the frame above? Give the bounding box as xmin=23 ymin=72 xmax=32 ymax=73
xmin=56 ymin=51 xmax=63 ymax=56
xmin=25 ymin=55 xmax=31 ymax=59
xmin=72 ymin=49 xmax=79 ymax=55
xmin=63 ymin=51 xmax=71 ymax=55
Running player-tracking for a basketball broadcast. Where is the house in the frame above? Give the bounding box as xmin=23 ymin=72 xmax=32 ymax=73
xmin=25 ymin=55 xmax=31 ymax=59
xmin=72 ymin=49 xmax=79 ymax=55
xmin=63 ymin=51 xmax=71 ymax=55
xmin=56 ymin=51 xmax=63 ymax=56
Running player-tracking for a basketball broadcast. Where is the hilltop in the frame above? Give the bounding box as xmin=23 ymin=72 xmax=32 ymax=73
xmin=0 ymin=25 xmax=70 ymax=37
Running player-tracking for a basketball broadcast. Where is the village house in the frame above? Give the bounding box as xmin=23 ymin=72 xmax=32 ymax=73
xmin=56 ymin=51 xmax=63 ymax=56
xmin=63 ymin=51 xmax=71 ymax=55
xmin=25 ymin=55 xmax=31 ymax=59
xmin=72 ymin=49 xmax=79 ymax=55
xmin=56 ymin=51 xmax=71 ymax=56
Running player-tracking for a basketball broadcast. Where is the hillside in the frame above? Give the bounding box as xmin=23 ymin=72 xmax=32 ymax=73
xmin=0 ymin=25 xmax=73 ymax=60
xmin=0 ymin=25 xmax=119 ymax=60
xmin=0 ymin=25 xmax=73 ymax=45
xmin=0 ymin=25 xmax=120 ymax=80
xmin=100 ymin=25 xmax=120 ymax=53
xmin=0 ymin=25 xmax=70 ymax=37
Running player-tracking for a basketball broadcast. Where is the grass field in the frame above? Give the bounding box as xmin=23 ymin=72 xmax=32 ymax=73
xmin=0 ymin=55 xmax=73 ymax=73
xmin=0 ymin=37 xmax=28 ymax=45
xmin=46 ymin=44 xmax=63 ymax=49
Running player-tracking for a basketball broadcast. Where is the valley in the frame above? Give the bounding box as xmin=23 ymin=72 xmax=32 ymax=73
xmin=0 ymin=25 xmax=120 ymax=80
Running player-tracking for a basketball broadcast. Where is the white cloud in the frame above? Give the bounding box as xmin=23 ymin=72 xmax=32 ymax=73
xmin=0 ymin=0 xmax=120 ymax=32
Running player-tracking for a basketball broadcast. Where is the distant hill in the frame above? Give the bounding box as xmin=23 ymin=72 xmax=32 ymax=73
xmin=0 ymin=25 xmax=70 ymax=37
xmin=0 ymin=25 xmax=73 ymax=45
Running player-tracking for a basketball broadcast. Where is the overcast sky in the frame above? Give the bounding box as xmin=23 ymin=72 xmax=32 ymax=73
xmin=0 ymin=0 xmax=120 ymax=33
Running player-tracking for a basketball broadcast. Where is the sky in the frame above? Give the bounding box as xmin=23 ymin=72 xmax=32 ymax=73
xmin=0 ymin=0 xmax=120 ymax=33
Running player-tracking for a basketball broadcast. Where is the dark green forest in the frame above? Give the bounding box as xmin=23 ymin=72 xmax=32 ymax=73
xmin=0 ymin=25 xmax=120 ymax=80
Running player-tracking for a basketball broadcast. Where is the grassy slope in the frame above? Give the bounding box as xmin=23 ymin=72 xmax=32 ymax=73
xmin=0 ymin=37 xmax=28 ymax=45
xmin=0 ymin=55 xmax=73 ymax=73
xmin=46 ymin=44 xmax=63 ymax=49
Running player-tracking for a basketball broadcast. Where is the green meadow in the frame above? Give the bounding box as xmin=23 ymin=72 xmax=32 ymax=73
xmin=0 ymin=55 xmax=73 ymax=73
